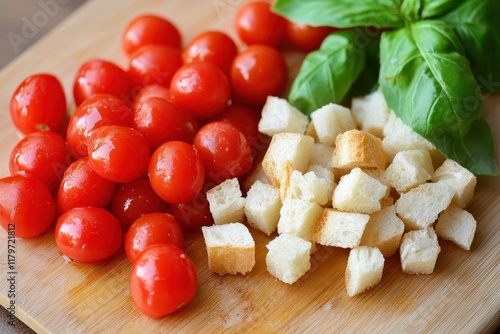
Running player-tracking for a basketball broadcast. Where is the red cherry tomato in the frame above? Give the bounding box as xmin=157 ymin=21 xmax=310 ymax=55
xmin=0 ymin=174 xmax=55 ymax=239
xmin=169 ymin=190 xmax=213 ymax=230
xmin=55 ymin=207 xmax=122 ymax=263
xmin=128 ymin=45 xmax=183 ymax=87
xmin=132 ymin=84 xmax=171 ymax=110
xmin=122 ymin=14 xmax=182 ymax=56
xmin=57 ymin=157 xmax=116 ymax=213
xmin=182 ymin=31 xmax=238 ymax=74
xmin=73 ymin=59 xmax=135 ymax=106
xmin=109 ymin=176 xmax=168 ymax=231
xmin=66 ymin=94 xmax=133 ymax=157
xmin=234 ymin=1 xmax=287 ymax=47
xmin=124 ymin=212 xmax=184 ymax=263
xmin=87 ymin=125 xmax=150 ymax=183
xmin=285 ymin=22 xmax=335 ymax=52
xmin=170 ymin=62 xmax=231 ymax=118
xmin=132 ymin=97 xmax=199 ymax=151
xmin=193 ymin=121 xmax=253 ymax=183
xmin=148 ymin=141 xmax=205 ymax=204
xmin=230 ymin=44 xmax=287 ymax=105
xmin=130 ymin=243 xmax=197 ymax=318
xmin=9 ymin=131 xmax=73 ymax=190
xmin=10 ymin=73 xmax=67 ymax=135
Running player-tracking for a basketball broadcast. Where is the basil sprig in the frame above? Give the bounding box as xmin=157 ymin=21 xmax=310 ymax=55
xmin=274 ymin=0 xmax=499 ymax=176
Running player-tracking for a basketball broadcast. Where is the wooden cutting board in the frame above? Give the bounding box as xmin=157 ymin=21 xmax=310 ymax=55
xmin=1 ymin=1 xmax=499 ymax=333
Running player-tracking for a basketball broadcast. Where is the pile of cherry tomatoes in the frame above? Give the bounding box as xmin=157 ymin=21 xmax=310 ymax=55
xmin=0 ymin=1 xmax=333 ymax=318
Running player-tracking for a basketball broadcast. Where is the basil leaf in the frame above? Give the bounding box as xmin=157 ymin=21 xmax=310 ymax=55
xmin=401 ymin=0 xmax=422 ymax=22
xmin=420 ymin=0 xmax=457 ymax=19
xmin=273 ymin=0 xmax=404 ymax=29
xmin=379 ymin=21 xmax=498 ymax=175
xmin=438 ymin=0 xmax=500 ymax=93
xmin=288 ymin=30 xmax=367 ymax=115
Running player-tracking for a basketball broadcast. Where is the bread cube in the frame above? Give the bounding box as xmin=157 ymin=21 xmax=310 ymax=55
xmin=431 ymin=159 xmax=477 ymax=209
xmin=313 ymin=209 xmax=370 ymax=248
xmin=207 ymin=178 xmax=245 ymax=225
xmin=242 ymin=161 xmax=270 ymax=193
xmin=258 ymin=96 xmax=309 ymax=136
xmin=244 ymin=181 xmax=281 ymax=235
xmin=330 ymin=129 xmax=386 ymax=170
xmin=345 ymin=246 xmax=385 ymax=297
xmin=351 ymin=89 xmax=390 ymax=138
xmin=395 ymin=182 xmax=454 ymax=230
xmin=400 ymin=227 xmax=441 ymax=274
xmin=385 ymin=149 xmax=434 ymax=193
xmin=266 ymin=233 xmax=312 ymax=284
xmin=277 ymin=199 xmax=323 ymax=241
xmin=201 ymin=223 xmax=255 ymax=275
xmin=309 ymin=103 xmax=356 ymax=146
xmin=360 ymin=205 xmax=404 ymax=257
xmin=280 ymin=170 xmax=329 ymax=205
xmin=435 ymin=205 xmax=476 ymax=251
xmin=307 ymin=164 xmax=336 ymax=205
xmin=332 ymin=167 xmax=388 ymax=214
xmin=309 ymin=143 xmax=334 ymax=168
xmin=361 ymin=168 xmax=393 ymax=209
xmin=262 ymin=132 xmax=315 ymax=187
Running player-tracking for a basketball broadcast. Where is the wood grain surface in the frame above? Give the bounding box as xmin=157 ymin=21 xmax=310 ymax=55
xmin=0 ymin=1 xmax=499 ymax=333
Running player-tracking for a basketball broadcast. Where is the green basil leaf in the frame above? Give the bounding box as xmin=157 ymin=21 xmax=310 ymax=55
xmin=273 ymin=0 xmax=404 ymax=29
xmin=401 ymin=0 xmax=422 ymax=22
xmin=288 ymin=30 xmax=367 ymax=115
xmin=420 ymin=0 xmax=457 ymax=19
xmin=379 ymin=21 xmax=498 ymax=175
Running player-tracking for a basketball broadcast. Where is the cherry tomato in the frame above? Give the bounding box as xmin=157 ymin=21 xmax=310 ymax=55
xmin=9 ymin=131 xmax=73 ymax=190
xmin=230 ymin=44 xmax=287 ymax=105
xmin=73 ymin=59 xmax=135 ymax=106
xmin=132 ymin=84 xmax=171 ymax=110
xmin=109 ymin=176 xmax=168 ymax=231
xmin=169 ymin=190 xmax=213 ymax=230
xmin=193 ymin=121 xmax=253 ymax=183
xmin=132 ymin=97 xmax=199 ymax=151
xmin=130 ymin=244 xmax=197 ymax=318
xmin=122 ymin=14 xmax=182 ymax=56
xmin=182 ymin=31 xmax=238 ymax=74
xmin=170 ymin=62 xmax=231 ymax=118
xmin=10 ymin=73 xmax=67 ymax=135
xmin=234 ymin=1 xmax=287 ymax=47
xmin=125 ymin=212 xmax=184 ymax=263
xmin=148 ymin=141 xmax=205 ymax=204
xmin=285 ymin=22 xmax=335 ymax=52
xmin=0 ymin=174 xmax=55 ymax=239
xmin=55 ymin=207 xmax=122 ymax=263
xmin=66 ymin=94 xmax=133 ymax=157
xmin=57 ymin=157 xmax=116 ymax=213
xmin=128 ymin=45 xmax=183 ymax=87
xmin=87 ymin=125 xmax=150 ymax=183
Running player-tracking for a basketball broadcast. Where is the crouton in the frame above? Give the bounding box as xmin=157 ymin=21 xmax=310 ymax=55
xmin=330 ymin=129 xmax=386 ymax=170
xmin=314 ymin=209 xmax=370 ymax=248
xmin=309 ymin=103 xmax=357 ymax=146
xmin=207 ymin=178 xmax=246 ymax=225
xmin=258 ymin=96 xmax=309 ymax=136
xmin=400 ymin=227 xmax=441 ymax=274
xmin=244 ymin=181 xmax=281 ymax=236
xmin=435 ymin=205 xmax=476 ymax=251
xmin=360 ymin=205 xmax=404 ymax=257
xmin=345 ymin=246 xmax=385 ymax=296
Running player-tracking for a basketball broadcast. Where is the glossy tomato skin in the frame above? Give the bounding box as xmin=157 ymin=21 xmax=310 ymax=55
xmin=87 ymin=125 xmax=150 ymax=183
xmin=124 ymin=212 xmax=184 ymax=263
xmin=230 ymin=44 xmax=287 ymax=106
xmin=132 ymin=84 xmax=171 ymax=110
xmin=168 ymin=190 xmax=213 ymax=230
xmin=10 ymin=73 xmax=67 ymax=135
xmin=148 ymin=141 xmax=205 ymax=204
xmin=285 ymin=22 xmax=335 ymax=52
xmin=122 ymin=14 xmax=182 ymax=56
xmin=130 ymin=244 xmax=197 ymax=318
xmin=9 ymin=131 xmax=73 ymax=190
xmin=128 ymin=45 xmax=183 ymax=87
xmin=182 ymin=31 xmax=238 ymax=74
xmin=55 ymin=207 xmax=122 ymax=263
xmin=0 ymin=174 xmax=55 ymax=239
xmin=57 ymin=157 xmax=116 ymax=213
xmin=66 ymin=94 xmax=133 ymax=158
xmin=73 ymin=59 xmax=135 ymax=106
xmin=132 ymin=97 xmax=199 ymax=151
xmin=234 ymin=1 xmax=287 ymax=47
xmin=169 ymin=62 xmax=231 ymax=118
xmin=193 ymin=121 xmax=253 ymax=183
xmin=110 ymin=176 xmax=168 ymax=231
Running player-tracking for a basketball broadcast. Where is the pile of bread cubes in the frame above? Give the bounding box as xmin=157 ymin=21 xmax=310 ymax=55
xmin=201 ymin=90 xmax=477 ymax=297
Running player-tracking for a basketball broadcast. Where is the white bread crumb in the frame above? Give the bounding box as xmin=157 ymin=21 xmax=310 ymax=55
xmin=345 ymin=246 xmax=385 ymax=296
xmin=277 ymin=199 xmax=323 ymax=241
xmin=280 ymin=169 xmax=329 ymax=205
xmin=258 ymin=96 xmax=309 ymax=136
xmin=431 ymin=159 xmax=477 ymax=209
xmin=314 ymin=209 xmax=370 ymax=248
xmin=351 ymin=89 xmax=390 ymax=138
xmin=385 ymin=149 xmax=434 ymax=193
xmin=400 ymin=227 xmax=441 ymax=274
xmin=207 ymin=178 xmax=246 ymax=225
xmin=435 ymin=205 xmax=476 ymax=251
xmin=244 ymin=181 xmax=281 ymax=236
xmin=309 ymin=143 xmax=335 ymax=168
xmin=309 ymin=103 xmax=357 ymax=146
